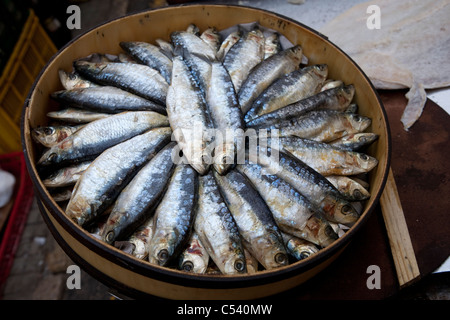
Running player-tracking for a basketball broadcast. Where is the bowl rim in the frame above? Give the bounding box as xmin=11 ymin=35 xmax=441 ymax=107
xmin=20 ymin=3 xmax=392 ymax=290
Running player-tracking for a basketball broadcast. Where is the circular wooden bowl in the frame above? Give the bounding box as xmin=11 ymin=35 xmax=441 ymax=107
xmin=21 ymin=4 xmax=391 ymax=300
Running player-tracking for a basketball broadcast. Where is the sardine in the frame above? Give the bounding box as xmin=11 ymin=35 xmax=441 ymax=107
xmin=77 ymin=52 xmax=119 ymax=63
xmin=206 ymin=61 xmax=245 ymax=174
xmin=50 ymin=187 xmax=73 ymax=203
xmin=123 ymin=216 xmax=154 ymax=260
xmin=38 ymin=111 xmax=169 ymax=166
xmin=51 ymin=86 xmax=167 ymax=115
xmin=244 ymin=64 xmax=328 ymax=122
xmin=328 ymin=132 xmax=379 ymax=151
xmin=278 ymin=136 xmax=378 ymax=176
xmin=58 ymin=70 xmax=98 ymax=90
xmin=171 ymin=30 xmax=216 ymax=61
xmin=345 ymin=103 xmax=358 ymax=114
xmin=264 ymin=33 xmax=281 ymax=59
xmin=236 ymin=162 xmax=338 ymax=247
xmin=238 ymin=45 xmax=304 ymax=114
xmin=301 ymin=212 xmax=339 ymax=247
xmin=101 ymin=142 xmax=177 ymax=244
xmin=155 ymin=38 xmax=174 ymax=57
xmin=200 ymin=27 xmax=221 ymax=53
xmin=47 ymin=108 xmax=110 ymax=124
xmin=223 ymin=27 xmax=265 ymax=92
xmin=246 ymin=84 xmax=355 ymax=128
xmin=32 ymin=124 xmax=83 ymax=148
xmin=42 ymin=161 xmax=91 ymax=188
xmin=148 ymin=164 xmax=198 ymax=266
xmin=117 ymin=52 xmax=138 ymax=63
xmin=186 ymin=23 xmax=200 ymax=35
xmin=243 ymin=248 xmax=259 ymax=274
xmin=178 ymin=231 xmax=210 ymax=274
xmin=170 ymin=30 xmax=217 ymax=93
xmin=119 ymin=41 xmax=173 ymax=84
xmin=281 ymin=232 xmax=320 ymax=261
xmin=65 ymin=127 xmax=172 ymax=227
xmin=326 ymin=175 xmax=371 ymax=201
xmin=253 ymin=149 xmax=360 ymax=227
xmin=166 ymin=56 xmax=214 ymax=175
xmin=321 ymin=79 xmax=344 ymax=92
xmin=216 ymin=30 xmax=241 ymax=61
xmin=194 ymin=171 xmax=247 ymax=274
xmin=73 ymin=61 xmax=169 ymax=105
xmin=253 ymin=110 xmax=371 ymax=143
xmin=214 ymin=169 xmax=288 ymax=270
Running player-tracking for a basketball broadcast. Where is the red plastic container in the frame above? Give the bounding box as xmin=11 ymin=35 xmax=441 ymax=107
xmin=0 ymin=151 xmax=34 ymax=295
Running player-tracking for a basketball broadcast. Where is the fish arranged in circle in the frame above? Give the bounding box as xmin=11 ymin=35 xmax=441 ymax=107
xmin=34 ymin=22 xmax=379 ymax=275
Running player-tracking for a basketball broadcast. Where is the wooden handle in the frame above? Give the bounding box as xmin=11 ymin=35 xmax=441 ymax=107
xmin=380 ymin=168 xmax=421 ymax=287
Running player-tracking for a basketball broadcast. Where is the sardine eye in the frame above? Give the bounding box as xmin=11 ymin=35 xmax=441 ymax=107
xmin=360 ymin=154 xmax=368 ymax=160
xmin=358 ymin=135 xmax=368 ymax=143
xmin=48 ymin=153 xmax=58 ymax=161
xmin=234 ymin=259 xmax=245 ymax=272
xmin=353 ymin=115 xmax=362 ymax=122
xmin=181 ymin=261 xmax=194 ymax=272
xmin=157 ymin=249 xmax=169 ymax=264
xmin=44 ymin=127 xmax=55 ymax=135
xmin=299 ymin=251 xmax=312 ymax=260
xmin=274 ymin=253 xmax=288 ymax=265
xmin=353 ymin=189 xmax=363 ymax=198
xmin=105 ymin=231 xmax=115 ymax=244
xmin=341 ymin=204 xmax=353 ymax=215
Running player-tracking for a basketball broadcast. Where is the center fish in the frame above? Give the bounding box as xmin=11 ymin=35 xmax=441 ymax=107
xmin=206 ymin=61 xmax=245 ymax=175
xmin=166 ymin=55 xmax=215 ymax=175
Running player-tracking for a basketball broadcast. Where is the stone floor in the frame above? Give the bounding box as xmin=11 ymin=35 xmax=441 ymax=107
xmin=1 ymin=0 xmax=449 ymax=301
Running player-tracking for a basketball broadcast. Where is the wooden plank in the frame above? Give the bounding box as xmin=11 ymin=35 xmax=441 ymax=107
xmin=380 ymin=167 xmax=421 ymax=287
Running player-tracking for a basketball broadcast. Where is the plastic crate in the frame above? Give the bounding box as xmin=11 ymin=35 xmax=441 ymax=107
xmin=0 ymin=9 xmax=57 ymax=154
xmin=0 ymin=151 xmax=34 ymax=296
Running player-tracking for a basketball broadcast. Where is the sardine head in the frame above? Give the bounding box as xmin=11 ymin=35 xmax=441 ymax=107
xmin=346 ymin=114 xmax=372 ymax=132
xmin=251 ymin=234 xmax=289 ymax=270
xmin=148 ymin=229 xmax=177 ymax=266
xmin=222 ymin=253 xmax=247 ymax=275
xmin=312 ymin=64 xmax=328 ymax=78
xmin=37 ymin=148 xmax=60 ymax=166
xmin=356 ymin=153 xmax=378 ymax=172
xmin=338 ymin=84 xmax=355 ymax=104
xmin=334 ymin=200 xmax=360 ymax=227
xmin=178 ymin=254 xmax=208 ymax=274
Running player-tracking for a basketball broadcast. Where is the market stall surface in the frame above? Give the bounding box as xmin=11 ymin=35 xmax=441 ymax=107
xmin=1 ymin=0 xmax=449 ymax=301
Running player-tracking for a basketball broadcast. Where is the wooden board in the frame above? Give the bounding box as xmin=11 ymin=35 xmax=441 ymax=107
xmin=269 ymin=90 xmax=450 ymax=300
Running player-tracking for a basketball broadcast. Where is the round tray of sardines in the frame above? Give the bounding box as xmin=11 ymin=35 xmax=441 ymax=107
xmin=22 ymin=5 xmax=390 ymax=299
